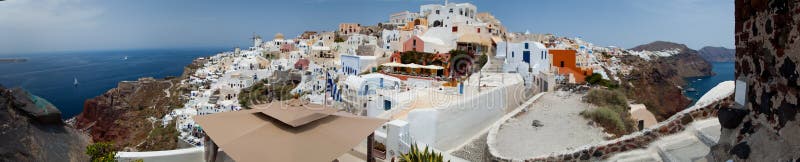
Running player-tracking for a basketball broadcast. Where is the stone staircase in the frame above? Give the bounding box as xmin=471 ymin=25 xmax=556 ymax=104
xmin=607 ymin=118 xmax=722 ymax=162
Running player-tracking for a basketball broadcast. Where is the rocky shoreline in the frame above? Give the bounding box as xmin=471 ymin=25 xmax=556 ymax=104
xmin=0 ymin=86 xmax=90 ymax=162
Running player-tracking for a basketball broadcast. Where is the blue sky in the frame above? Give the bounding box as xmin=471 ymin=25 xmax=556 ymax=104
xmin=0 ymin=0 xmax=734 ymax=55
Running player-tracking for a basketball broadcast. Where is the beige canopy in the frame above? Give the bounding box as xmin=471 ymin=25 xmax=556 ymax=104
xmin=458 ymin=33 xmax=492 ymax=46
xmin=194 ymin=101 xmax=387 ymax=162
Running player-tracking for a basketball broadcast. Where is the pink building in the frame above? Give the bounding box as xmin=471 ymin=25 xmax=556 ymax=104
xmin=402 ymin=36 xmax=425 ymax=52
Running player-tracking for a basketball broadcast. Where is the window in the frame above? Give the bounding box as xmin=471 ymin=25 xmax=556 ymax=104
xmin=477 ymin=28 xmax=481 ymax=33
xmin=412 ymin=39 xmax=417 ymax=51
xmin=524 ymin=43 xmax=529 ymax=49
xmin=459 ymin=8 xmax=463 ymax=15
xmin=452 ymin=26 xmax=458 ymax=32
xmin=512 ymin=51 xmax=514 ymax=58
xmin=560 ymin=61 xmax=565 ymax=67
xmin=449 ymin=8 xmax=453 ymax=13
xmin=436 ymin=10 xmax=440 ymax=14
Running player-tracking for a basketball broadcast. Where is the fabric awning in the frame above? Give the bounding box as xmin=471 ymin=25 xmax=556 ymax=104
xmin=458 ymin=33 xmax=492 ymax=46
xmin=422 ymin=65 xmax=444 ymax=70
xmin=382 ymin=62 xmax=404 ymax=67
xmin=194 ymin=100 xmax=387 ymax=162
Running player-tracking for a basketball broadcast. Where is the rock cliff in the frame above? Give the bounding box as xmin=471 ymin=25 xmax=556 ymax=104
xmin=709 ymin=0 xmax=800 ymax=161
xmin=699 ymin=46 xmax=736 ymax=62
xmin=0 ymin=86 xmax=90 ymax=162
xmin=621 ymin=41 xmax=714 ymax=121
xmin=71 ymin=58 xmax=206 ymax=151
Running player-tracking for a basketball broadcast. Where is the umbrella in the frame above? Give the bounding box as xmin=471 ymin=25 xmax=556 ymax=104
xmin=194 ymin=100 xmax=386 ymax=162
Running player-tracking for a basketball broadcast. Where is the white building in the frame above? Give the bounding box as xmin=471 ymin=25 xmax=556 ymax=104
xmin=496 ymin=41 xmax=552 ymax=90
xmin=341 ymin=54 xmax=362 ymax=76
xmin=420 ymin=2 xmax=478 ymax=29
xmin=382 ymin=29 xmax=401 ymax=51
xmin=252 ymin=34 xmax=262 ymax=49
xmin=389 ymin=11 xmax=420 ymax=25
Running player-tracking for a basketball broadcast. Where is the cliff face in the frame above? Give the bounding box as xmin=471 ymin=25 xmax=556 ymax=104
xmin=621 ymin=41 xmax=714 ymax=121
xmin=629 ymin=41 xmax=715 ymax=79
xmin=699 ymin=46 xmax=736 ymax=62
xmin=0 ymin=86 xmax=90 ymax=162
xmin=710 ymin=0 xmax=800 ymax=161
xmin=72 ymin=58 xmax=206 ymax=151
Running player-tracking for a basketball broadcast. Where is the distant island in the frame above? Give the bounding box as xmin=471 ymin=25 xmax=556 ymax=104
xmin=0 ymin=58 xmax=28 ymax=63
xmin=698 ymin=46 xmax=735 ymax=62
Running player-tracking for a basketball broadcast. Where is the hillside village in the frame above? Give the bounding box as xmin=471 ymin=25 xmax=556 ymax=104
xmin=93 ymin=1 xmax=732 ymax=162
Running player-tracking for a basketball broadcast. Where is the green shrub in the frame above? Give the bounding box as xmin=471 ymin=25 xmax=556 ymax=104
xmin=585 ymin=89 xmax=628 ymax=107
xmin=399 ymin=143 xmax=448 ymax=162
xmin=581 ymin=107 xmax=626 ymax=133
xmin=86 ymin=142 xmax=116 ymax=162
xmin=583 ymin=88 xmax=636 ymax=135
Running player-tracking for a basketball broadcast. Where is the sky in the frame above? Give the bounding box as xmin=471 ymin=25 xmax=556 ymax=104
xmin=0 ymin=0 xmax=734 ymax=55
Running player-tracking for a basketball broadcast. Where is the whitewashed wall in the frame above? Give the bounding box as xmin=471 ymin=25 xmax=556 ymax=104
xmin=407 ymin=75 xmax=526 ymax=151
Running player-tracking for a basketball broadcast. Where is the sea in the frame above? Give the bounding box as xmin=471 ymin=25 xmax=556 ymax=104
xmin=0 ymin=48 xmax=225 ymax=119
xmin=683 ymin=62 xmax=736 ymax=106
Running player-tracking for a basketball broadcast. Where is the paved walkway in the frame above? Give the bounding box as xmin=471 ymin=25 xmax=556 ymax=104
xmin=491 ymin=91 xmax=607 ymax=159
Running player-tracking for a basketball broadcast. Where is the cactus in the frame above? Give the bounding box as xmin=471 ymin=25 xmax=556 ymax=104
xmin=399 ymin=143 xmax=447 ymax=162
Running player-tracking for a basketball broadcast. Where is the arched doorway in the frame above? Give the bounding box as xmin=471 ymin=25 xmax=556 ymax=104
xmin=433 ymin=20 xmax=443 ymax=27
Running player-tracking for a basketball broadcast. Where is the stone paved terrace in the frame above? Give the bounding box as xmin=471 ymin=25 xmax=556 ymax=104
xmin=490 ymin=91 xmax=607 ymax=159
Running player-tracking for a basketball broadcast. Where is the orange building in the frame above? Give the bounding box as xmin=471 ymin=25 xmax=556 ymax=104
xmin=549 ymin=49 xmax=593 ymax=83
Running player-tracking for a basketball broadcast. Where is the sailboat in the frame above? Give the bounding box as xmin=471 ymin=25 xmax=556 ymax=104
xmin=123 ymin=56 xmax=128 ymax=60
xmin=74 ymin=77 xmax=79 ymax=87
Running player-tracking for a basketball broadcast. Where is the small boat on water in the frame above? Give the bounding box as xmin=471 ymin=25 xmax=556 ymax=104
xmin=124 ymin=56 xmax=128 ymax=60
xmin=686 ymin=88 xmax=697 ymax=92
xmin=697 ymin=78 xmax=703 ymax=81
xmin=74 ymin=77 xmax=79 ymax=87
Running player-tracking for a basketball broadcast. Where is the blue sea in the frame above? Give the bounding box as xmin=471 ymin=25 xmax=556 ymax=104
xmin=0 ymin=48 xmax=225 ymax=118
xmin=684 ymin=62 xmax=735 ymax=106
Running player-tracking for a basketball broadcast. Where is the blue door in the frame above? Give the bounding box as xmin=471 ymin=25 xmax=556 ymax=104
xmin=523 ymin=51 xmax=531 ymax=63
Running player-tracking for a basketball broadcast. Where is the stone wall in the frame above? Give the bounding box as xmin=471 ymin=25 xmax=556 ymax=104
xmin=709 ymin=0 xmax=800 ymax=161
xmin=488 ymin=94 xmax=733 ymax=161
